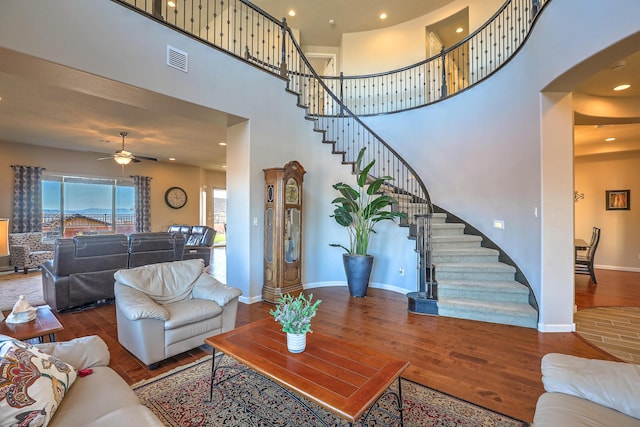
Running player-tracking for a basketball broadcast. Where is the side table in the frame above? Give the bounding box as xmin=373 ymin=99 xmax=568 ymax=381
xmin=0 ymin=306 xmax=64 ymax=342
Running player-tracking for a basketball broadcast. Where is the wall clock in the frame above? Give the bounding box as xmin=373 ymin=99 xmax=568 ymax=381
xmin=165 ymin=186 xmax=187 ymax=209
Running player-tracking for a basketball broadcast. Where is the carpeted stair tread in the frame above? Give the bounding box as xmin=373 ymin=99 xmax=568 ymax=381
xmin=436 ymin=262 xmax=516 ymax=273
xmin=436 ymin=262 xmax=516 ymax=282
xmin=432 ymin=234 xmax=482 ymax=250
xmin=438 ymin=298 xmax=538 ymax=328
xmin=432 ymin=223 xmax=466 ymax=233
xmin=438 ymin=279 xmax=529 ymax=294
xmin=437 ymin=279 xmax=530 ymax=303
xmin=433 ymin=248 xmax=499 ymax=263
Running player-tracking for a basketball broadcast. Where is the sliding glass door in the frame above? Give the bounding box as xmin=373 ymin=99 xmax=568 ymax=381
xmin=42 ymin=174 xmax=135 ymax=239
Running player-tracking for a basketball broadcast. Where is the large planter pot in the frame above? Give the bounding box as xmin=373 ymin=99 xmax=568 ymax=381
xmin=343 ymin=254 xmax=374 ymax=298
xmin=286 ymin=332 xmax=307 ymax=353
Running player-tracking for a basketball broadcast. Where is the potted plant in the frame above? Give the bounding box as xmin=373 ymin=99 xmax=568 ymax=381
xmin=330 ymin=147 xmax=407 ymax=297
xmin=270 ymin=292 xmax=322 ymax=353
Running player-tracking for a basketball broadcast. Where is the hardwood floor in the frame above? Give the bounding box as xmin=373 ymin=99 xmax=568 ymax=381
xmin=43 ymin=268 xmax=640 ymax=423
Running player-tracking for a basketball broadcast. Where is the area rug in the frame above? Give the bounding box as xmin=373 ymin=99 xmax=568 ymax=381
xmin=0 ymin=272 xmax=45 ymax=311
xmin=133 ymin=354 xmax=528 ymax=427
xmin=575 ymin=307 xmax=640 ymax=364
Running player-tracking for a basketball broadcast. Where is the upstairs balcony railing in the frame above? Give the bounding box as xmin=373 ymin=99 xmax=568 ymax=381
xmin=320 ymin=0 xmax=548 ymax=115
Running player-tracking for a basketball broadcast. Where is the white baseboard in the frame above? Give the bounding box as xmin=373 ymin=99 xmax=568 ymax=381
xmin=594 ymin=264 xmax=640 ymax=273
xmin=537 ymin=322 xmax=575 ymax=333
xmin=304 ymin=281 xmax=411 ymax=296
xmin=238 ymin=294 xmax=263 ymax=304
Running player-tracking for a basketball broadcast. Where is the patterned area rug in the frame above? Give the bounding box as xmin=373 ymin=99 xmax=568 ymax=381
xmin=0 ymin=272 xmax=45 ymax=311
xmin=575 ymin=307 xmax=640 ymax=364
xmin=133 ymin=354 xmax=528 ymax=427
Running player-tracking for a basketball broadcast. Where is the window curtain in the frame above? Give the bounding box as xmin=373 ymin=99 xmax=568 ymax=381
xmin=132 ymin=175 xmax=152 ymax=232
xmin=11 ymin=165 xmax=45 ymax=233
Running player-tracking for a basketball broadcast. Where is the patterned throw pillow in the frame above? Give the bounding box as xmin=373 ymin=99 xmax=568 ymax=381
xmin=0 ymin=336 xmax=77 ymax=427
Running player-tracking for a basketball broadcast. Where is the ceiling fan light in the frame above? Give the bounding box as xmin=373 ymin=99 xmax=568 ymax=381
xmin=115 ymin=156 xmax=132 ymax=165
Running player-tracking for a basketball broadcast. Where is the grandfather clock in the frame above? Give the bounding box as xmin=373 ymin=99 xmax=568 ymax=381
xmin=263 ymin=160 xmax=305 ymax=303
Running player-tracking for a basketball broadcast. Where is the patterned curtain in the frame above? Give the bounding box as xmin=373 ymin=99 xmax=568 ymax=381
xmin=132 ymin=175 xmax=152 ymax=232
xmin=11 ymin=165 xmax=45 ymax=233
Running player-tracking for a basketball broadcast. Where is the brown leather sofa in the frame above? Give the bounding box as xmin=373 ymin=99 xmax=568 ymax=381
xmin=168 ymin=225 xmax=216 ymax=266
xmin=42 ymin=232 xmax=185 ymax=312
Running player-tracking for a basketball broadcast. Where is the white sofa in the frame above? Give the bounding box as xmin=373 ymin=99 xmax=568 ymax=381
xmin=533 ymin=353 xmax=640 ymax=426
xmin=0 ymin=334 xmax=162 ymax=427
xmin=115 ymin=258 xmax=242 ymax=369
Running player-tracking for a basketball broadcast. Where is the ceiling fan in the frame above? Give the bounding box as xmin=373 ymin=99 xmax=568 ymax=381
xmin=98 ymin=131 xmax=158 ymax=165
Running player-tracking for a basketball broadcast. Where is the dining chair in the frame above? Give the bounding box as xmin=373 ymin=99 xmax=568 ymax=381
xmin=575 ymin=227 xmax=600 ymax=284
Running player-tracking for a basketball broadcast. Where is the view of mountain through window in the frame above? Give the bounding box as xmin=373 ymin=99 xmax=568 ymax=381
xmin=42 ymin=175 xmax=135 ymax=238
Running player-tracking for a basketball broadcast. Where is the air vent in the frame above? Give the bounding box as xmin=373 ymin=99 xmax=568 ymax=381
xmin=167 ymin=45 xmax=188 ymax=72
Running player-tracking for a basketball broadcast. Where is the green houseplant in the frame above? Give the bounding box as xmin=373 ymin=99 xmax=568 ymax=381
xmin=270 ymin=292 xmax=322 ymax=353
xmin=330 ymin=147 xmax=407 ymax=297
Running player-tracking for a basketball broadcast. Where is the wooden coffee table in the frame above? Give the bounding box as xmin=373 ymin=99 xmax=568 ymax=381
xmin=0 ymin=306 xmax=64 ymax=343
xmin=205 ymin=318 xmax=409 ymax=426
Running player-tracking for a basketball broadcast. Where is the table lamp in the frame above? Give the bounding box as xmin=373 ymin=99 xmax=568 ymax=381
xmin=0 ymin=219 xmax=6 ymax=321
xmin=0 ymin=218 xmax=9 ymax=257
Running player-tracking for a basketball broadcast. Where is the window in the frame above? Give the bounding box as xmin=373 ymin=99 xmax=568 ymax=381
xmin=42 ymin=174 xmax=135 ymax=239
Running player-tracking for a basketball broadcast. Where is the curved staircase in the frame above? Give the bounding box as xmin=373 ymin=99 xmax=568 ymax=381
xmin=425 ymin=212 xmax=537 ymax=328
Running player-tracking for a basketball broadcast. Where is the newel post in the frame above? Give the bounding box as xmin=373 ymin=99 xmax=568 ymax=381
xmin=440 ymin=46 xmax=448 ymax=98
xmin=339 ymin=72 xmax=345 ymax=116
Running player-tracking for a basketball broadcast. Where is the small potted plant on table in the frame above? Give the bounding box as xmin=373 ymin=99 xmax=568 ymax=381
xmin=270 ymin=292 xmax=322 ymax=353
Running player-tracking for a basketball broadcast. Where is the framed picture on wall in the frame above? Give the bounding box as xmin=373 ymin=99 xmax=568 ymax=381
xmin=605 ymin=189 xmax=630 ymax=210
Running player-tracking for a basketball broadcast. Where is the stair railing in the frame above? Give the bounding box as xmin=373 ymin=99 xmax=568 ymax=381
xmin=320 ymin=0 xmax=549 ymax=115
xmin=272 ymin=20 xmax=433 ymax=219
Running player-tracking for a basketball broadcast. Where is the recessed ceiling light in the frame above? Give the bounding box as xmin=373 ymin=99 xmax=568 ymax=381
xmin=218 ymin=142 xmax=227 ymax=146
xmin=456 ymin=27 xmax=463 ymax=33
xmin=379 ymin=12 xmax=388 ymax=20
xmin=605 ymin=137 xmax=616 ymax=142
xmin=614 ymin=84 xmax=631 ymax=91
xmin=169 ymin=157 xmax=176 ymax=161
xmin=288 ymin=9 xmax=296 ymax=17
xmin=167 ymin=1 xmax=176 ymax=7
xmin=222 ymin=165 xmax=227 ymax=168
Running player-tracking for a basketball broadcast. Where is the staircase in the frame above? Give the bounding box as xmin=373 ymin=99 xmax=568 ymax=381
xmin=116 ymin=0 xmax=542 ymax=329
xmin=423 ymin=212 xmax=537 ymax=328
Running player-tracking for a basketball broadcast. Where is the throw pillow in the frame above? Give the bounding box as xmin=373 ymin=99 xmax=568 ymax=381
xmin=0 ymin=335 xmax=78 ymax=427
xmin=186 ymin=235 xmax=201 ymax=246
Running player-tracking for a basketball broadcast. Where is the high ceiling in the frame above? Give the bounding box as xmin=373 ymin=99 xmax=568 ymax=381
xmin=250 ymin=0 xmax=456 ymax=47
xmin=0 ymin=1 xmax=638 ymax=172
xmin=572 ymin=50 xmax=640 ymax=157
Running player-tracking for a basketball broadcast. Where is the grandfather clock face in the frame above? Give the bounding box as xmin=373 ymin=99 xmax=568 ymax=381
xmin=285 ymin=178 xmax=299 ymax=204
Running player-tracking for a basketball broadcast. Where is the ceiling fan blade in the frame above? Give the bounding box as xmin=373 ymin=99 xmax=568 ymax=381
xmin=134 ymin=155 xmax=158 ymax=162
xmin=97 ymin=156 xmax=114 ymax=161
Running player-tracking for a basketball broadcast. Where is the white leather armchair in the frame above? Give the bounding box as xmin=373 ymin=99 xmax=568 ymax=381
xmin=114 ymin=259 xmax=242 ymax=369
